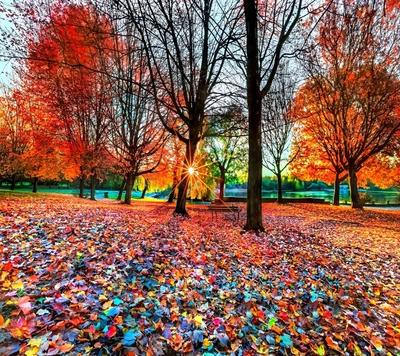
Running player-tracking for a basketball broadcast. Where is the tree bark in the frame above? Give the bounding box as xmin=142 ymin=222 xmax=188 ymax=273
xmin=276 ymin=172 xmax=283 ymax=204
xmin=174 ymin=141 xmax=197 ymax=216
xmin=140 ymin=178 xmax=148 ymax=199
xmin=243 ymin=0 xmax=264 ymax=232
xmin=168 ymin=169 xmax=179 ymax=203
xmin=90 ymin=173 xmax=96 ymax=201
xmin=168 ymin=183 xmax=177 ymax=203
xmin=333 ymin=174 xmax=340 ymax=206
xmin=32 ymin=177 xmax=39 ymax=193
xmin=79 ymin=176 xmax=85 ymax=198
xmin=348 ymin=164 xmax=362 ymax=209
xmin=117 ymin=177 xmax=126 ymax=201
xmin=10 ymin=174 xmax=16 ymax=191
xmin=124 ymin=170 xmax=137 ymax=205
xmin=219 ymin=169 xmax=225 ymax=202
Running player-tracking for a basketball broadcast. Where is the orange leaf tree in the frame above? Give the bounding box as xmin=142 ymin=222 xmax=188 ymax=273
xmin=0 ymin=87 xmax=32 ymax=190
xmin=297 ymin=0 xmax=400 ymax=208
xmin=23 ymin=3 xmax=114 ymax=199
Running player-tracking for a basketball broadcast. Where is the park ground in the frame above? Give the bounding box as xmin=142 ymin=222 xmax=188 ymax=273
xmin=0 ymin=193 xmax=399 ymax=355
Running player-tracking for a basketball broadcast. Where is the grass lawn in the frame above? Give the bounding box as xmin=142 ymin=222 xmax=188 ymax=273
xmin=0 ymin=193 xmax=399 ymax=355
xmin=0 ymin=188 xmax=164 ymax=202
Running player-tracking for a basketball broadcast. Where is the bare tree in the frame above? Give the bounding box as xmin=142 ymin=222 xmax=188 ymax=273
xmin=205 ymin=105 xmax=248 ymax=202
xmin=105 ymin=0 xmax=241 ymax=215
xmin=241 ymin=0 xmax=332 ymax=231
xmin=107 ymin=21 xmax=169 ymax=205
xmin=262 ymin=68 xmax=297 ymax=204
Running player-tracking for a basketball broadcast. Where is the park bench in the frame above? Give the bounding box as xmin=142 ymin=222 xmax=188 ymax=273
xmin=207 ymin=204 xmax=242 ymax=225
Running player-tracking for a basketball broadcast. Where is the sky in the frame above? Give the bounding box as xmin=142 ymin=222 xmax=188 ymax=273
xmin=0 ymin=0 xmax=15 ymax=85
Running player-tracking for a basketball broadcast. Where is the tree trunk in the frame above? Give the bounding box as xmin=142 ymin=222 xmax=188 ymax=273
xmin=276 ymin=172 xmax=283 ymax=204
xmin=79 ymin=176 xmax=85 ymax=198
xmin=32 ymin=177 xmax=39 ymax=193
xmin=333 ymin=174 xmax=340 ymax=206
xmin=243 ymin=0 xmax=264 ymax=232
xmin=348 ymin=164 xmax=362 ymax=209
xmin=124 ymin=170 xmax=134 ymax=205
xmin=90 ymin=173 xmax=96 ymax=201
xmin=10 ymin=174 xmax=16 ymax=191
xmin=174 ymin=141 xmax=197 ymax=216
xmin=140 ymin=178 xmax=148 ymax=199
xmin=117 ymin=177 xmax=126 ymax=201
xmin=219 ymin=169 xmax=225 ymax=202
xmin=168 ymin=183 xmax=177 ymax=203
xmin=168 ymin=169 xmax=179 ymax=203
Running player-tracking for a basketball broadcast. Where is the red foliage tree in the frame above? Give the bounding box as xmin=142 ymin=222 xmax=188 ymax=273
xmin=25 ymin=4 xmax=114 ymax=199
xmin=297 ymin=0 xmax=400 ymax=208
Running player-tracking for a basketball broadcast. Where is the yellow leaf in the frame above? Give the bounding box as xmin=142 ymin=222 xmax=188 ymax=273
xmin=291 ymin=346 xmax=300 ymax=355
xmin=102 ymin=300 xmax=113 ymax=310
xmin=249 ymin=334 xmax=258 ymax=343
xmin=257 ymin=342 xmax=269 ymax=354
xmin=11 ymin=279 xmax=24 ymax=290
xmin=354 ymin=344 xmax=363 ymax=356
xmin=194 ymin=315 xmax=203 ymax=326
xmin=202 ymin=338 xmax=212 ymax=348
xmin=25 ymin=347 xmax=40 ymax=356
xmin=28 ymin=338 xmax=42 ymax=347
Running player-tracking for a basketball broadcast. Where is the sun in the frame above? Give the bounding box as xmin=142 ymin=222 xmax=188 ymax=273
xmin=188 ymin=167 xmax=195 ymax=175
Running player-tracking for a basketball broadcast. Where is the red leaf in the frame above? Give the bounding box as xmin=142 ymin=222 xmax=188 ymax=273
xmin=106 ymin=325 xmax=117 ymax=338
xmin=3 ymin=261 xmax=13 ymax=271
xmin=18 ymin=296 xmax=32 ymax=315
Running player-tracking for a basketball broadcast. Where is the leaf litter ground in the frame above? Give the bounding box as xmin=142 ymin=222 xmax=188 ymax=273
xmin=0 ymin=194 xmax=399 ymax=355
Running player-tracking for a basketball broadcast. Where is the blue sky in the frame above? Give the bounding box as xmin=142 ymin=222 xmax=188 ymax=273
xmin=0 ymin=0 xmax=15 ymax=85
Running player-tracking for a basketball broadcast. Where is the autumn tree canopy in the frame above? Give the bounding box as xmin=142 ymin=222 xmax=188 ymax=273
xmin=295 ymin=0 xmax=400 ymax=208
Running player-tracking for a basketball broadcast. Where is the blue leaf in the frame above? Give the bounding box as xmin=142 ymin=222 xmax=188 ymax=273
xmin=122 ymin=329 xmax=142 ymax=346
xmin=113 ymin=298 xmax=124 ymax=305
xmin=104 ymin=307 xmax=120 ymax=317
xmin=216 ymin=333 xmax=229 ymax=347
xmin=192 ymin=330 xmax=204 ymax=344
xmin=280 ymin=334 xmax=293 ymax=348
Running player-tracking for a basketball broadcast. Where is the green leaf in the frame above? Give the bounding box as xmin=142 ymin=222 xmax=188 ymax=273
xmin=268 ymin=317 xmax=276 ymax=328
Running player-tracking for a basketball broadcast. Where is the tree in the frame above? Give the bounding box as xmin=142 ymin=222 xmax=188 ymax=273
xmin=262 ymin=67 xmax=297 ymax=204
xmin=0 ymin=87 xmax=31 ymax=190
xmin=291 ymin=82 xmax=350 ymax=205
xmin=25 ymin=4 xmax=114 ymax=199
xmin=290 ymin=121 xmax=348 ymax=205
xmin=205 ymin=105 xmax=248 ymax=202
xmin=241 ymin=0 xmax=332 ymax=231
xmin=300 ymin=0 xmax=400 ymax=208
xmin=107 ymin=21 xmax=170 ymax=205
xmin=104 ymin=0 xmax=241 ymax=215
